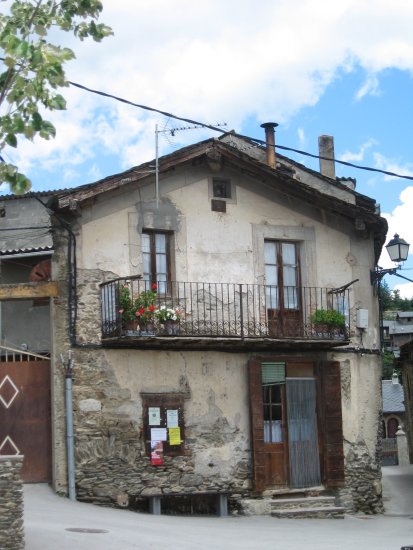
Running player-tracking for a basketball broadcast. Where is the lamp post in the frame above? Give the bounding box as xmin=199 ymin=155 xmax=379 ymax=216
xmin=370 ymin=234 xmax=412 ymax=349
xmin=370 ymin=234 xmax=411 ymax=285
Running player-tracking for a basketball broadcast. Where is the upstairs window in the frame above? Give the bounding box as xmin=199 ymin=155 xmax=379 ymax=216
xmin=142 ymin=231 xmax=171 ymax=293
xmin=265 ymin=240 xmax=300 ymax=310
xmin=212 ymin=178 xmax=232 ymax=199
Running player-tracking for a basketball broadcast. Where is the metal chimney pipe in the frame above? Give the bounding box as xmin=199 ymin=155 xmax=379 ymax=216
xmin=318 ymin=135 xmax=336 ymax=179
xmin=260 ymin=122 xmax=278 ymax=169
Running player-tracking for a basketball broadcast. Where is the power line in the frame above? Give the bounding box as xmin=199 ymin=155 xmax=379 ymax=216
xmin=68 ymin=81 xmax=226 ymax=135
xmin=68 ymin=80 xmax=413 ymax=182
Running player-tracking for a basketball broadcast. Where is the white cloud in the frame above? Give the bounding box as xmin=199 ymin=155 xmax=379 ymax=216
xmin=380 ymin=186 xmax=413 ymax=267
xmin=393 ymin=282 xmax=413 ymax=299
xmin=297 ymin=128 xmax=306 ymax=148
xmin=355 ymin=74 xmax=381 ymax=100
xmin=373 ymin=153 xmax=413 ymax=181
xmin=4 ymin=0 xmax=413 ymax=189
xmin=339 ymin=138 xmax=378 ymax=162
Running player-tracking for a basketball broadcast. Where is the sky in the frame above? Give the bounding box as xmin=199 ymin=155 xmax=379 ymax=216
xmin=2 ymin=0 xmax=413 ymax=297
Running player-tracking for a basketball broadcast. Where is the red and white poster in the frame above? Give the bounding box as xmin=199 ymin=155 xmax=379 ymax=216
xmin=150 ymin=440 xmax=164 ymax=466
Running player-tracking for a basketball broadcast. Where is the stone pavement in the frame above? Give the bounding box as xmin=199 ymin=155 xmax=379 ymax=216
xmin=382 ymin=464 xmax=413 ymax=517
xmin=24 ymin=468 xmax=413 ymax=550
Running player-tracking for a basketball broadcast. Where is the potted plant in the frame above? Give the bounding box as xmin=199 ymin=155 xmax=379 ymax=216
xmin=156 ymin=306 xmax=183 ymax=335
xmin=134 ymin=283 xmax=158 ymax=334
xmin=118 ymin=284 xmax=139 ymax=332
xmin=310 ymin=309 xmax=346 ymax=337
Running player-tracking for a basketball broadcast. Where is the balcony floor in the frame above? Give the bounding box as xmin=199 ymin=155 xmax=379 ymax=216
xmin=101 ymin=334 xmax=350 ymax=352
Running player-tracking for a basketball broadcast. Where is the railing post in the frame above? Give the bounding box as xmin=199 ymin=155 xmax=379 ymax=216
xmin=239 ymin=284 xmax=244 ymax=339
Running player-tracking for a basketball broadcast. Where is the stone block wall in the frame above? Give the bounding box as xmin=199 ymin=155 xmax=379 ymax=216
xmin=339 ymin=442 xmax=383 ymax=514
xmin=72 ymin=347 xmax=251 ymax=510
xmin=0 ymin=456 xmax=24 ymax=550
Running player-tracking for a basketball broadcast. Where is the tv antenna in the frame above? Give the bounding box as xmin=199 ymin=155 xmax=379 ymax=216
xmin=154 ymin=121 xmax=227 ymax=207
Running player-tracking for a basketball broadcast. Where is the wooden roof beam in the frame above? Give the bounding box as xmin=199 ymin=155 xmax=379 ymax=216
xmin=0 ymin=281 xmax=59 ymax=300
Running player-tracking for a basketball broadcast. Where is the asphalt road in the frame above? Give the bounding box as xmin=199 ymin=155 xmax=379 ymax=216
xmin=23 ymin=466 xmax=413 ymax=550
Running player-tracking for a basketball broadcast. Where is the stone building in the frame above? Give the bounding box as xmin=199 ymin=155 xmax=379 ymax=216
xmin=0 ymin=127 xmax=387 ymax=515
xmin=399 ymin=341 xmax=413 ymax=464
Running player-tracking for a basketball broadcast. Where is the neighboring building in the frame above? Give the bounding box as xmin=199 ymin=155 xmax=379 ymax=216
xmin=382 ymin=374 xmax=405 ymax=437
xmin=0 ymin=127 xmax=388 ymax=514
xmin=399 ymin=341 xmax=413 ymax=464
xmin=383 ymin=312 xmax=413 ymax=357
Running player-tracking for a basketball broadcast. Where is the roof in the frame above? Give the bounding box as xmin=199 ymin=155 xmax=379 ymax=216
xmin=0 ymin=245 xmax=53 ymax=258
xmin=398 ymin=312 xmax=413 ymax=318
xmin=390 ymin=324 xmax=413 ymax=335
xmin=52 ymin=133 xmax=387 ymax=261
xmin=382 ymin=380 xmax=405 ymax=413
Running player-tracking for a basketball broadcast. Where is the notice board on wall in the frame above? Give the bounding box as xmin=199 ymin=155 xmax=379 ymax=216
xmin=142 ymin=393 xmax=185 ymax=459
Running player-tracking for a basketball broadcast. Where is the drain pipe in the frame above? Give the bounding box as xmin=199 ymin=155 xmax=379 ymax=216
xmin=63 ymin=351 xmax=76 ymax=500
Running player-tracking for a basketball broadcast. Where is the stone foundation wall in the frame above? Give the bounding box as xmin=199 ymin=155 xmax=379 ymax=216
xmin=73 ymin=348 xmax=251 ymax=508
xmin=0 ymin=457 xmax=24 ymax=550
xmin=339 ymin=442 xmax=383 ymax=514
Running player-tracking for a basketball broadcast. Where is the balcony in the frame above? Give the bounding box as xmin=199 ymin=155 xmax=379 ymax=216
xmin=100 ymin=277 xmax=350 ymax=351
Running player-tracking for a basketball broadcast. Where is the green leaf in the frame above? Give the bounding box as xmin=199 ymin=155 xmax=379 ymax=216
xmin=39 ymin=120 xmax=56 ymax=139
xmin=10 ymin=173 xmax=32 ymax=195
xmin=49 ymin=94 xmax=66 ymax=110
xmin=5 ymin=133 xmax=17 ymax=147
xmin=32 ymin=111 xmax=43 ymax=131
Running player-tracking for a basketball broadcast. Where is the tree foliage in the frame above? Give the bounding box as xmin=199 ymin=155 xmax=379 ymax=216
xmin=0 ymin=0 xmax=112 ymax=194
xmin=381 ymin=279 xmax=413 ymax=317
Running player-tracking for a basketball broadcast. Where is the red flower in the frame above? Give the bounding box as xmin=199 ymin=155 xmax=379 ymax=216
xmin=152 ymin=283 xmax=158 ymax=290
xmin=148 ymin=305 xmax=155 ymax=312
xmin=139 ymin=307 xmax=146 ymax=315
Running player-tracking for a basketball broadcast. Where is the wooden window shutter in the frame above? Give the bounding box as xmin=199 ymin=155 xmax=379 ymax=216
xmin=319 ymin=361 xmax=345 ymax=487
xmin=248 ymin=357 xmax=266 ymax=493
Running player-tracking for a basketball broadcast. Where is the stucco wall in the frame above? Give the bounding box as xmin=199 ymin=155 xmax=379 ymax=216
xmin=72 ymin=347 xmax=252 ymax=507
xmin=49 ymin=161 xmax=383 ymax=513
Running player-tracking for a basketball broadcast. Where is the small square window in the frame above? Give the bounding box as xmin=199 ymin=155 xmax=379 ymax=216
xmin=212 ymin=178 xmax=231 ymax=199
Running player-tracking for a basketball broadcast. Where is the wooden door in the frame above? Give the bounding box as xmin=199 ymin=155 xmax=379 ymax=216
xmin=262 ymin=383 xmax=288 ymax=486
xmin=0 ymin=358 xmax=51 ymax=482
xmin=265 ymin=241 xmax=302 ymax=337
xmin=249 ymin=358 xmax=288 ymax=492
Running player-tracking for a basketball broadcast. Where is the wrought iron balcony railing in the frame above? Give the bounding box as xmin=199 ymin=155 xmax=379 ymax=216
xmin=100 ymin=277 xmax=350 ymax=341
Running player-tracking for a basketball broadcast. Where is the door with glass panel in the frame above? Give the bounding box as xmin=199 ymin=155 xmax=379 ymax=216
xmin=262 ymin=362 xmax=288 ymax=486
xmin=260 ymin=362 xmax=321 ymax=489
xmin=264 ymin=240 xmax=302 ymax=337
xmin=142 ymin=231 xmax=171 ymax=294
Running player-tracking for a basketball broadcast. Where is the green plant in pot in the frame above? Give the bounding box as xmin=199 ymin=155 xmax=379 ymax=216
xmin=310 ymin=309 xmax=346 ymax=335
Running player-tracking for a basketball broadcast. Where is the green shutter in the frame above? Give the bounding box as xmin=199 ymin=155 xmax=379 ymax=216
xmin=261 ymin=362 xmax=285 ymax=385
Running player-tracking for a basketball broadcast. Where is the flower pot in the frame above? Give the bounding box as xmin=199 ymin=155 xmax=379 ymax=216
xmin=123 ymin=319 xmax=139 ymax=335
xmin=163 ymin=320 xmax=180 ymax=335
xmin=139 ymin=321 xmax=155 ymax=336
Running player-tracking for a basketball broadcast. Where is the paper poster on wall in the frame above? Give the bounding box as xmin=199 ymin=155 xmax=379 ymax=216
xmin=166 ymin=409 xmax=179 ymax=428
xmin=151 ymin=427 xmax=167 ymax=441
xmin=168 ymin=427 xmax=181 ymax=446
xmin=148 ymin=407 xmax=161 ymax=426
xmin=150 ymin=441 xmax=164 ymax=466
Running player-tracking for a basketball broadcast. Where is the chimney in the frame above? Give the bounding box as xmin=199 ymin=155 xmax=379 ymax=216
xmin=260 ymin=122 xmax=278 ymax=169
xmin=318 ymin=135 xmax=335 ymax=179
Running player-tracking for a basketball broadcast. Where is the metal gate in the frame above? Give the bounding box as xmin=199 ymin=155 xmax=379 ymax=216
xmin=286 ymin=378 xmax=321 ymax=488
xmin=0 ymin=348 xmax=51 ymax=482
xmin=382 ymin=438 xmax=398 ymax=466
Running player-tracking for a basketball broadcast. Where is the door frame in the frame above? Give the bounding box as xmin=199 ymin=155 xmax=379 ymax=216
xmin=248 ymin=356 xmax=344 ymax=492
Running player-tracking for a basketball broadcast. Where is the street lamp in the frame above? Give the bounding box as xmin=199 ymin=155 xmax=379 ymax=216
xmin=371 ymin=234 xmax=411 ymax=285
xmin=370 ymin=233 xmax=412 ymax=351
